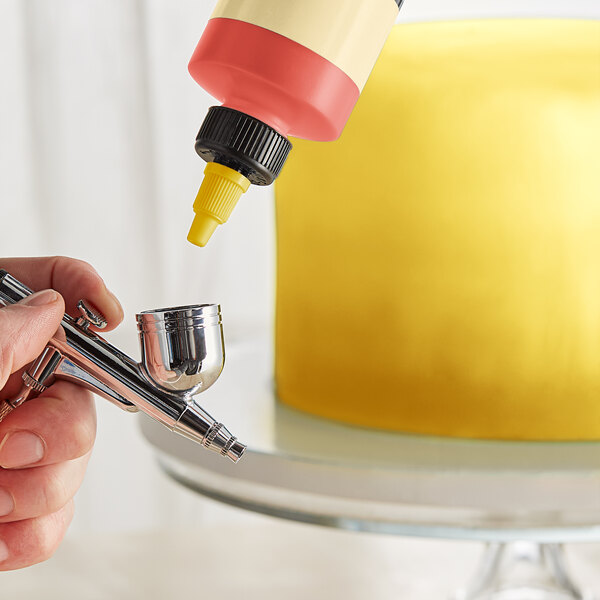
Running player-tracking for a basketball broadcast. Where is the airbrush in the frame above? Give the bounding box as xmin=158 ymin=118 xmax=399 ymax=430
xmin=0 ymin=270 xmax=245 ymax=463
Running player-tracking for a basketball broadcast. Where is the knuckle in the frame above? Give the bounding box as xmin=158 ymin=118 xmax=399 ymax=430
xmin=34 ymin=523 xmax=60 ymax=563
xmin=45 ymin=384 xmax=97 ymax=450
xmin=51 ymin=255 xmax=81 ymax=269
xmin=72 ymin=421 xmax=96 ymax=458
xmin=83 ymin=422 xmax=96 ymax=454
xmin=0 ymin=502 xmax=73 ymax=570
xmin=55 ymin=255 xmax=94 ymax=275
xmin=50 ymin=256 xmax=98 ymax=288
xmin=71 ymin=257 xmax=94 ymax=273
xmin=0 ymin=311 xmax=17 ymax=385
xmin=77 ymin=397 xmax=97 ymax=453
xmin=18 ymin=516 xmax=61 ymax=566
xmin=41 ymin=469 xmax=71 ymax=515
xmin=0 ymin=333 xmax=5 ymax=385
xmin=33 ymin=502 xmax=72 ymax=563
xmin=65 ymin=396 xmax=96 ymax=458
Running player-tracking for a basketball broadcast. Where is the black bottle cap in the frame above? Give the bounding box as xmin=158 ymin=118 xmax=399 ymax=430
xmin=195 ymin=106 xmax=292 ymax=186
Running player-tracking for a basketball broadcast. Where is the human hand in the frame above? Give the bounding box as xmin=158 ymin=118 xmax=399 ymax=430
xmin=0 ymin=257 xmax=123 ymax=570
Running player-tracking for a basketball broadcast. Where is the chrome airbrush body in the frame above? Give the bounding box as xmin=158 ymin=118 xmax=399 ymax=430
xmin=0 ymin=270 xmax=245 ymax=463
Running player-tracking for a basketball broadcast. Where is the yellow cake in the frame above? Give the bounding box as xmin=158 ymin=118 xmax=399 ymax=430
xmin=274 ymin=20 xmax=600 ymax=440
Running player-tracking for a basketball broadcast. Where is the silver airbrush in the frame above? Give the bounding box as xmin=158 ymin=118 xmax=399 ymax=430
xmin=0 ymin=270 xmax=245 ymax=463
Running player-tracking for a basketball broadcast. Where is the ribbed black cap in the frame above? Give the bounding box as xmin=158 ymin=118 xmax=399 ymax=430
xmin=195 ymin=106 xmax=292 ymax=186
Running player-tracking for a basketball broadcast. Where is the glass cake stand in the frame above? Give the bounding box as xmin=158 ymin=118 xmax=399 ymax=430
xmin=141 ymin=337 xmax=600 ymax=600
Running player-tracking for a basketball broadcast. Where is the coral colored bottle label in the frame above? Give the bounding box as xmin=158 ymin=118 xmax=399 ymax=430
xmin=189 ymin=18 xmax=361 ymax=140
xmin=210 ymin=0 xmax=399 ymax=91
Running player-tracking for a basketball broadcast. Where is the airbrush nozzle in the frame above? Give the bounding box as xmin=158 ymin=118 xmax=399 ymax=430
xmin=176 ymin=404 xmax=246 ymax=463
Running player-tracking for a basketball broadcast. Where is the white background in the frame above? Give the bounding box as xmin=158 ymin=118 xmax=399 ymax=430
xmin=0 ymin=0 xmax=599 ymax=596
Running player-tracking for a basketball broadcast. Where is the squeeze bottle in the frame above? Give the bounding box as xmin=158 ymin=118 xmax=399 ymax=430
xmin=187 ymin=0 xmax=403 ymax=246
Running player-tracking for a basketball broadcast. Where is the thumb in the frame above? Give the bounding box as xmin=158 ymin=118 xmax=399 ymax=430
xmin=0 ymin=290 xmax=65 ymax=388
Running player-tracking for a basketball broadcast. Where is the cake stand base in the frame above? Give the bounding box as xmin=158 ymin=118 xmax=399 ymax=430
xmin=454 ymin=543 xmax=593 ymax=600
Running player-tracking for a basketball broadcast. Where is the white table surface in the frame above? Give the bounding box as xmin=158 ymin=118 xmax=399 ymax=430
xmin=2 ymin=507 xmax=600 ymax=600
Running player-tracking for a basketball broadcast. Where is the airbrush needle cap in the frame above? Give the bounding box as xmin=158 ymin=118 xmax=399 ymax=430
xmin=187 ymin=162 xmax=250 ymax=247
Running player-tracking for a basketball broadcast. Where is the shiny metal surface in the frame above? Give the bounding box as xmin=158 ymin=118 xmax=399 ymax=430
xmin=137 ymin=305 xmax=224 ymax=394
xmin=0 ymin=269 xmax=245 ymax=463
xmin=26 ymin=347 xmax=62 ymax=391
xmin=76 ymin=300 xmax=108 ymax=330
xmin=0 ymin=401 xmax=12 ymax=421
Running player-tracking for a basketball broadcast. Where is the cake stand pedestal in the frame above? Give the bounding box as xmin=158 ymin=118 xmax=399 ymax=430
xmin=141 ymin=338 xmax=600 ymax=599
xmin=454 ymin=542 xmax=592 ymax=599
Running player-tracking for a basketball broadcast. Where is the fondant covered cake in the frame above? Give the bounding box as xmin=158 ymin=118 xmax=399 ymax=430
xmin=274 ymin=20 xmax=600 ymax=440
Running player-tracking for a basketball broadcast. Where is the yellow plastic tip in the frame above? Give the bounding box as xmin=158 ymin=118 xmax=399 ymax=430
xmin=187 ymin=162 xmax=251 ymax=247
xmin=187 ymin=214 xmax=220 ymax=247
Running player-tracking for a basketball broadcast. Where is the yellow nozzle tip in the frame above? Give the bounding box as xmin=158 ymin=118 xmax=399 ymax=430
xmin=187 ymin=213 xmax=220 ymax=247
xmin=188 ymin=163 xmax=251 ymax=247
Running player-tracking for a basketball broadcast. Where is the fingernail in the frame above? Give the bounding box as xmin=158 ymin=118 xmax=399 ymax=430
xmin=0 ymin=431 xmax=45 ymax=468
xmin=0 ymin=539 xmax=8 ymax=563
xmin=20 ymin=289 xmax=59 ymax=308
xmin=0 ymin=487 xmax=14 ymax=517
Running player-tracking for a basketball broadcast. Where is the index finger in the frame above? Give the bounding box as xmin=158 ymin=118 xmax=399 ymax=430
xmin=0 ymin=257 xmax=123 ymax=331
